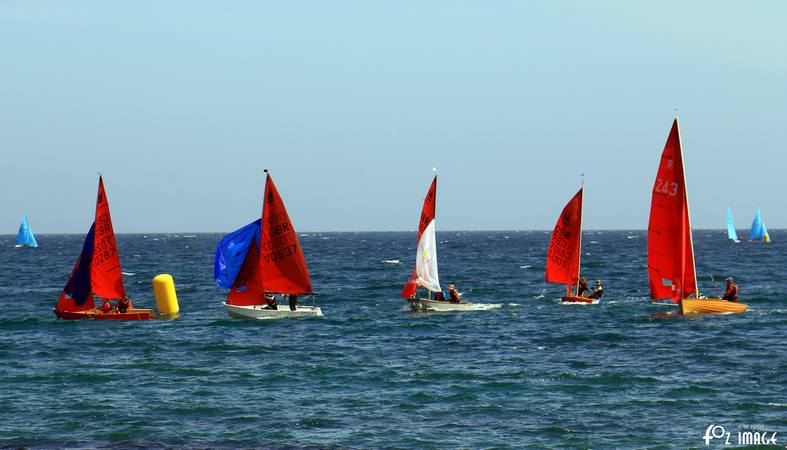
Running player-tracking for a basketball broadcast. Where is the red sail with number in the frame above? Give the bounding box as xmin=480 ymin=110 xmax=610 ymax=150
xmin=258 ymin=174 xmax=313 ymax=294
xmin=545 ymin=187 xmax=583 ymax=296
xmin=647 ymin=119 xmax=697 ymax=302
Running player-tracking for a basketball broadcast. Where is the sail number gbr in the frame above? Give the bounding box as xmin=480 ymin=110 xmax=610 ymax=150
xmin=654 ymin=178 xmax=679 ymax=197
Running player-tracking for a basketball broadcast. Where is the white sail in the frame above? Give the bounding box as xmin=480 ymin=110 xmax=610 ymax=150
xmin=415 ymin=220 xmax=441 ymax=293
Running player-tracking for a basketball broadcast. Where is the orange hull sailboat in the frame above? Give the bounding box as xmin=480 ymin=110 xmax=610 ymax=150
xmin=647 ymin=118 xmax=747 ymax=315
xmin=54 ymin=176 xmax=153 ymax=320
xmin=545 ymin=183 xmax=598 ymax=304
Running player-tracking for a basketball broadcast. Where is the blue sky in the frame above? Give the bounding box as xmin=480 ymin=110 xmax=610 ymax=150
xmin=2 ymin=1 xmax=785 ymax=233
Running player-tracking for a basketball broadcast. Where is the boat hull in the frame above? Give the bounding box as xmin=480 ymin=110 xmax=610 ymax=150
xmin=223 ymin=302 xmax=323 ymax=319
xmin=409 ymin=298 xmax=474 ymax=312
xmin=53 ymin=308 xmax=154 ymax=320
xmin=681 ymin=298 xmax=748 ymax=314
xmin=561 ymin=295 xmax=600 ymax=305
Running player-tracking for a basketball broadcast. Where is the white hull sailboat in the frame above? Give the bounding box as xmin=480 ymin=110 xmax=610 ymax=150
xmin=224 ymin=303 xmax=323 ymax=319
xmin=215 ymin=170 xmax=319 ymax=320
xmin=401 ymin=172 xmax=500 ymax=313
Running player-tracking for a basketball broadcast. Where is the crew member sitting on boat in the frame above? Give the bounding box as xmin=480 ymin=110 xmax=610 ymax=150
xmin=117 ymin=296 xmax=132 ymax=313
xmin=98 ymin=298 xmax=113 ymax=313
xmin=722 ymin=277 xmax=738 ymax=302
xmin=288 ymin=294 xmax=298 ymax=311
xmin=433 ymin=291 xmax=445 ymax=301
xmin=264 ymin=292 xmax=278 ymax=310
xmin=589 ymin=280 xmax=604 ymax=299
xmin=447 ymin=284 xmax=461 ymax=303
xmin=577 ymin=277 xmax=589 ymax=298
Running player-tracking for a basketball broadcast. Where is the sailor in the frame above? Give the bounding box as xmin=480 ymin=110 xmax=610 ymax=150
xmin=447 ymin=284 xmax=461 ymax=303
xmin=589 ymin=280 xmax=604 ymax=299
xmin=433 ymin=291 xmax=445 ymax=301
xmin=288 ymin=294 xmax=298 ymax=311
xmin=264 ymin=292 xmax=278 ymax=310
xmin=722 ymin=277 xmax=738 ymax=301
xmin=117 ymin=296 xmax=132 ymax=313
xmin=577 ymin=277 xmax=589 ymax=298
xmin=98 ymin=298 xmax=113 ymax=313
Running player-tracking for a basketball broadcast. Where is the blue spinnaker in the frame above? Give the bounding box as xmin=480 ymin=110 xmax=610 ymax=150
xmin=214 ymin=219 xmax=261 ymax=288
xmin=15 ymin=214 xmax=38 ymax=247
xmin=726 ymin=207 xmax=738 ymax=241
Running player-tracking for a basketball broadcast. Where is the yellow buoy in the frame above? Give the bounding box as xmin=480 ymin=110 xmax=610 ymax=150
xmin=152 ymin=274 xmax=180 ymax=317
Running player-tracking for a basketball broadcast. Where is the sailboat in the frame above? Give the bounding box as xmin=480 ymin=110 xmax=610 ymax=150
xmin=54 ymin=176 xmax=155 ymax=320
xmin=749 ymin=208 xmax=771 ymax=242
xmin=726 ymin=207 xmax=740 ymax=243
xmin=215 ymin=171 xmax=321 ymax=319
xmin=545 ymin=184 xmax=598 ymax=304
xmin=647 ymin=118 xmax=748 ymax=315
xmin=401 ymin=173 xmax=499 ymax=312
xmin=15 ymin=214 xmax=38 ymax=248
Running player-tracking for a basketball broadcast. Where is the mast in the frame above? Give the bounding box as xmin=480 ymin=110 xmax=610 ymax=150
xmin=674 ymin=115 xmax=700 ymax=302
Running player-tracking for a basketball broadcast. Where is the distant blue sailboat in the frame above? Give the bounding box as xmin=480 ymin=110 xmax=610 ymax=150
xmin=726 ymin=207 xmax=739 ymax=242
xmin=15 ymin=214 xmax=38 ymax=248
xmin=749 ymin=208 xmax=771 ymax=243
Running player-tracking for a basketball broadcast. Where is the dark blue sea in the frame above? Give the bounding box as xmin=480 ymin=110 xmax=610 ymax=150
xmin=1 ymin=231 xmax=785 ymax=449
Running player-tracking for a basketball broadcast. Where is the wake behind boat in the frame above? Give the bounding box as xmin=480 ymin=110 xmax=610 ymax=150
xmin=215 ymin=171 xmax=321 ymax=320
xmin=647 ymin=118 xmax=748 ymax=315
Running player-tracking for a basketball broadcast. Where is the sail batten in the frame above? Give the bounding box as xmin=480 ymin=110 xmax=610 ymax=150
xmin=647 ymin=119 xmax=697 ymax=302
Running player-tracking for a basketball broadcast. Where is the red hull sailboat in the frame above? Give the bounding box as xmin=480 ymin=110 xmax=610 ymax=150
xmin=647 ymin=118 xmax=747 ymax=315
xmin=545 ymin=184 xmax=597 ymax=304
xmin=215 ymin=171 xmax=319 ymax=319
xmin=54 ymin=176 xmax=153 ymax=320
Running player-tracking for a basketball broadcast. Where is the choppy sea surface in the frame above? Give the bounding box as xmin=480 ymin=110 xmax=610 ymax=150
xmin=0 ymin=230 xmax=784 ymax=449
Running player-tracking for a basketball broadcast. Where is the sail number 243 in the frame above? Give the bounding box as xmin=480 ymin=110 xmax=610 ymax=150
xmin=654 ymin=178 xmax=679 ymax=197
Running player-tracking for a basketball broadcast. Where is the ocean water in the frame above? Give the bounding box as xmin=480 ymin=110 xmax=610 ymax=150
xmin=0 ymin=230 xmax=785 ymax=449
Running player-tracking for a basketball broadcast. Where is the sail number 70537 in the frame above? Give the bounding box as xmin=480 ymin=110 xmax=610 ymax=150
xmin=654 ymin=178 xmax=679 ymax=197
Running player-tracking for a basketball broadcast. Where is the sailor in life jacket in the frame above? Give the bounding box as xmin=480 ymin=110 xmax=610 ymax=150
xmin=722 ymin=277 xmax=739 ymax=301
xmin=264 ymin=292 xmax=278 ymax=310
xmin=447 ymin=284 xmax=462 ymax=303
xmin=98 ymin=298 xmax=113 ymax=313
xmin=116 ymin=296 xmax=132 ymax=313
xmin=589 ymin=280 xmax=604 ymax=299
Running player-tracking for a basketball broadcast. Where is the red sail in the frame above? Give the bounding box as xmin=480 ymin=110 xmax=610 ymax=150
xmin=647 ymin=119 xmax=697 ymax=302
xmin=401 ymin=175 xmax=437 ymax=298
xmin=227 ymin=237 xmax=266 ymax=305
xmin=90 ymin=176 xmax=126 ymax=299
xmin=258 ymin=174 xmax=313 ymax=294
xmin=545 ymin=187 xmax=583 ymax=290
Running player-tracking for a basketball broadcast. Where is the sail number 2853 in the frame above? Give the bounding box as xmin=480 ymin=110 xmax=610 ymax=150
xmin=654 ymin=178 xmax=679 ymax=197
